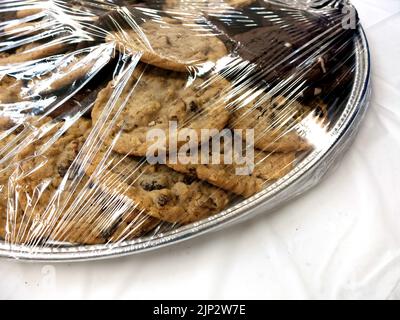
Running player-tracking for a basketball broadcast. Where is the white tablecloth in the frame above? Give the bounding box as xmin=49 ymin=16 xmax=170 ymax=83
xmin=1 ymin=0 xmax=399 ymax=300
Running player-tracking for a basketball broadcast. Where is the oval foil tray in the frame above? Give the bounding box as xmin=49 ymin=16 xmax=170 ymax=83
xmin=0 ymin=27 xmax=371 ymax=262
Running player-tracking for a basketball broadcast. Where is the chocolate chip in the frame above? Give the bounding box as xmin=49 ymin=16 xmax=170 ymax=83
xmin=183 ymin=175 xmax=196 ymax=185
xmin=188 ymin=167 xmax=196 ymax=174
xmin=269 ymin=112 xmax=276 ymax=121
xmin=123 ymin=120 xmax=138 ymax=131
xmin=58 ymin=165 xmax=69 ymax=177
xmin=101 ymin=221 xmax=120 ymax=240
xmin=140 ymin=180 xmax=166 ymax=191
xmin=189 ymin=101 xmax=199 ymax=112
xmin=14 ymin=124 xmax=24 ymax=134
xmin=100 ymin=229 xmax=113 ymax=240
xmin=157 ymin=194 xmax=170 ymax=207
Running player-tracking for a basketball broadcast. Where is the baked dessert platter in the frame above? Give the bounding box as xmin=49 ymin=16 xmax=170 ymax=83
xmin=0 ymin=0 xmax=358 ymax=247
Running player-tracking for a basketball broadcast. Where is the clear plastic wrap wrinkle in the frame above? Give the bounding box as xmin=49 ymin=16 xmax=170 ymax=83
xmin=0 ymin=0 xmax=370 ymax=260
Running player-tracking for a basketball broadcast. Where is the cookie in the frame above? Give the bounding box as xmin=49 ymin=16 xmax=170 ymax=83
xmin=30 ymin=52 xmax=99 ymax=95
xmin=0 ymin=10 xmax=17 ymax=22
xmin=86 ymin=148 xmax=230 ymax=224
xmin=0 ymin=123 xmax=17 ymax=240
xmin=106 ymin=16 xmax=228 ymax=72
xmin=163 ymin=0 xmax=226 ymax=10
xmin=47 ymin=194 xmax=112 ymax=245
xmin=14 ymin=177 xmax=113 ymax=245
xmin=47 ymin=179 xmax=160 ymax=245
xmin=0 ymin=49 xmax=25 ymax=103
xmin=0 ymin=50 xmax=100 ymax=104
xmin=224 ymin=0 xmax=254 ymax=8
xmin=3 ymin=21 xmax=43 ymax=36
xmin=0 ymin=215 xmax=6 ymax=240
xmin=162 ymin=0 xmax=252 ymax=11
xmin=106 ymin=206 xmax=161 ymax=243
xmin=10 ymin=118 xmax=91 ymax=243
xmin=0 ymin=116 xmax=159 ymax=245
xmin=0 ymin=117 xmax=49 ymax=243
xmin=5 ymin=119 xmax=109 ymax=245
xmin=0 ymin=8 xmax=43 ymax=23
xmin=229 ymin=96 xmax=312 ymax=152
xmin=167 ymin=151 xmax=295 ymax=197
xmin=0 ymin=52 xmax=9 ymax=59
xmin=16 ymin=9 xmax=44 ymax=19
xmin=0 ymin=75 xmax=24 ymax=104
xmin=15 ymin=118 xmax=90 ymax=205
xmin=92 ymin=63 xmax=231 ymax=157
xmin=0 ymin=42 xmax=68 ymax=65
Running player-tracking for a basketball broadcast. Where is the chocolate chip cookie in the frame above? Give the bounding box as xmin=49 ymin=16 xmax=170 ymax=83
xmin=0 ymin=48 xmax=104 ymax=104
xmin=167 ymin=150 xmax=295 ymax=197
xmin=0 ymin=116 xmax=159 ymax=245
xmin=107 ymin=16 xmax=228 ymax=72
xmin=86 ymin=148 xmax=230 ymax=224
xmin=229 ymin=96 xmax=313 ymax=152
xmin=224 ymin=0 xmax=254 ymax=8
xmin=29 ymin=49 xmax=104 ymax=96
xmin=0 ymin=116 xmax=54 ymax=243
xmin=12 ymin=118 xmax=92 ymax=243
xmin=47 ymin=178 xmax=160 ymax=245
xmin=0 ymin=42 xmax=68 ymax=65
xmin=16 ymin=9 xmax=44 ymax=19
xmin=0 ymin=120 xmax=18 ymax=240
xmin=92 ymin=63 xmax=231 ymax=157
xmin=0 ymin=75 xmax=24 ymax=104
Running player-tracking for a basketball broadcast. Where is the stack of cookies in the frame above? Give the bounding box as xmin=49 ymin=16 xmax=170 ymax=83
xmin=0 ymin=0 xmax=355 ymax=246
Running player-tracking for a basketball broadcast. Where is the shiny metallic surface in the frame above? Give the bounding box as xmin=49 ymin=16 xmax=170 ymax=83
xmin=0 ymin=27 xmax=371 ymax=262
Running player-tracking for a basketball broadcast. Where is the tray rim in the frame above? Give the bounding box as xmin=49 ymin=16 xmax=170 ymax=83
xmin=0 ymin=26 xmax=371 ymax=262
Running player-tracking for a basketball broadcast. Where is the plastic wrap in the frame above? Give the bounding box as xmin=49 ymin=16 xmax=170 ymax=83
xmin=0 ymin=0 xmax=369 ymax=259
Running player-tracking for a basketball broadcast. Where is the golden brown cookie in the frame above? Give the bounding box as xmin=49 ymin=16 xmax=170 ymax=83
xmin=163 ymin=0 xmax=227 ymax=10
xmin=229 ymin=96 xmax=312 ymax=153
xmin=3 ymin=21 xmax=40 ymax=36
xmin=0 ymin=50 xmax=99 ymax=104
xmin=10 ymin=118 xmax=91 ymax=244
xmin=29 ymin=53 xmax=98 ymax=95
xmin=107 ymin=207 xmax=161 ymax=243
xmin=92 ymin=63 xmax=231 ymax=157
xmin=16 ymin=9 xmax=44 ymax=19
xmin=0 ymin=215 xmax=6 ymax=240
xmin=167 ymin=151 xmax=295 ymax=197
xmin=224 ymin=0 xmax=254 ymax=8
xmin=0 ymin=124 xmax=15 ymax=241
xmin=163 ymin=0 xmax=253 ymax=9
xmin=86 ymin=148 xmax=230 ymax=224
xmin=48 ymin=181 xmax=160 ymax=245
xmin=0 ymin=75 xmax=24 ymax=104
xmin=0 ymin=117 xmax=46 ymax=243
xmin=107 ymin=17 xmax=228 ymax=72
xmin=0 ymin=42 xmax=68 ymax=65
xmin=0 ymin=117 xmax=159 ymax=245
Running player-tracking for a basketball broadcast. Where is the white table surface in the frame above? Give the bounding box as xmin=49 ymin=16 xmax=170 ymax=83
xmin=1 ymin=0 xmax=400 ymax=300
